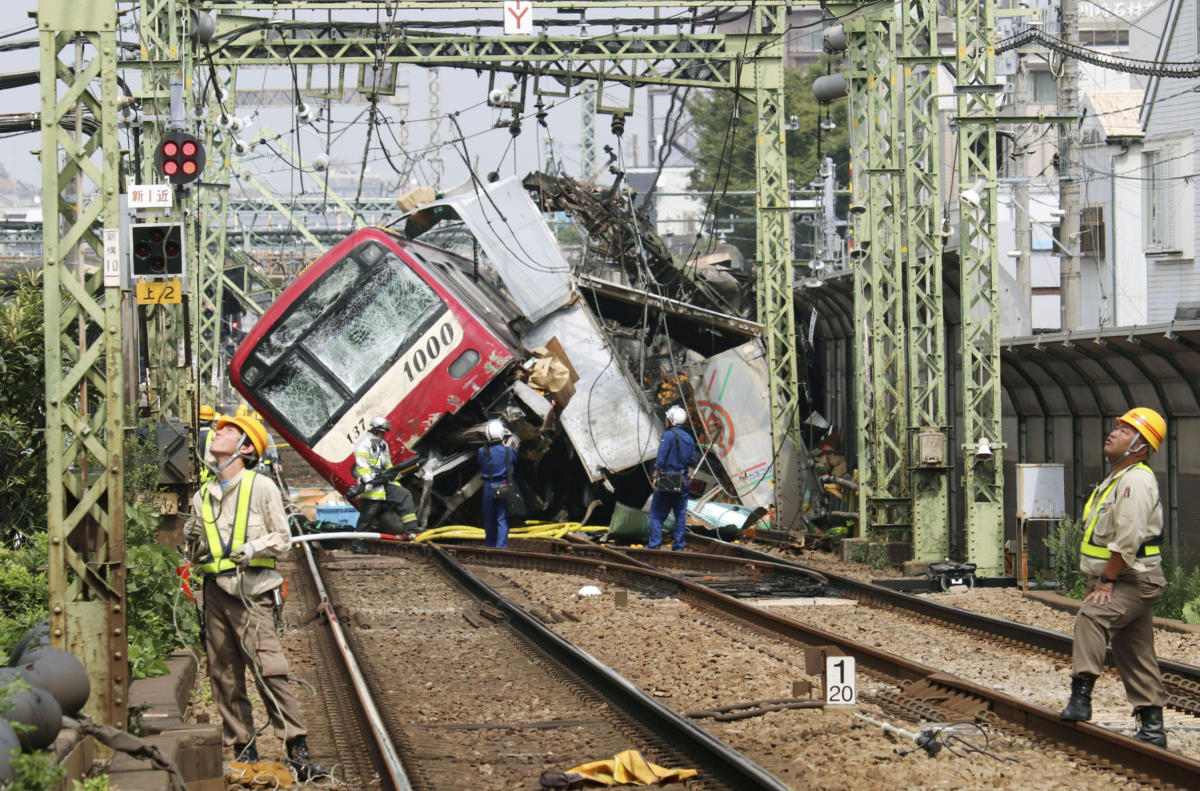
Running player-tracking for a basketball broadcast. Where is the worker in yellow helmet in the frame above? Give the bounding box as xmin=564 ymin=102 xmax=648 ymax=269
xmin=235 ymin=403 xmax=252 ymax=419
xmin=183 ymin=414 xmax=326 ymax=780
xmin=1060 ymin=407 xmax=1167 ymax=748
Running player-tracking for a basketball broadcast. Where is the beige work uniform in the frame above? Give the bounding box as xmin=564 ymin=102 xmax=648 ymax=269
xmin=1072 ymin=464 xmax=1166 ymax=709
xmin=188 ymin=468 xmax=307 ymax=746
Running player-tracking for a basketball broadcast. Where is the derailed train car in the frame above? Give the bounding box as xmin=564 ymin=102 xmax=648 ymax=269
xmin=230 ymin=173 xmax=824 ymax=532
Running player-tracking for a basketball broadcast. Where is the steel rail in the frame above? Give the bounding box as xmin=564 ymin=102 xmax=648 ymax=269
xmin=424 ymin=542 xmax=792 ymax=791
xmin=426 ymin=540 xmax=1200 ymax=789
xmin=292 ymin=534 xmax=414 ymax=791
xmin=681 ymin=534 xmax=1200 ymax=686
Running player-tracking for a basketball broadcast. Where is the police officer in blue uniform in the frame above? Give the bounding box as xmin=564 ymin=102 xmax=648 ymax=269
xmin=478 ymin=419 xmax=514 ymax=548
xmin=648 ymin=405 xmax=699 ymax=551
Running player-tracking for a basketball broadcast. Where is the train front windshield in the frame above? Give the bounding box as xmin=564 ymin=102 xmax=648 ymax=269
xmin=237 ymin=240 xmax=443 ymax=444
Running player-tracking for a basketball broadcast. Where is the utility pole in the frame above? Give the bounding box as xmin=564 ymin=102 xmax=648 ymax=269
xmin=1013 ymin=49 xmax=1033 ymax=330
xmin=1057 ymin=0 xmax=1081 ymax=329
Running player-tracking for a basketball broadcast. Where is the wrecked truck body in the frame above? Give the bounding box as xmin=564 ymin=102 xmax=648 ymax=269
xmin=231 ymin=172 xmax=824 ymax=532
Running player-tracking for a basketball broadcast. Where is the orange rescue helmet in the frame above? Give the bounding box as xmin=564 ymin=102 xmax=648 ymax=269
xmin=215 ymin=414 xmax=268 ymax=457
xmin=1118 ymin=407 xmax=1165 ymax=451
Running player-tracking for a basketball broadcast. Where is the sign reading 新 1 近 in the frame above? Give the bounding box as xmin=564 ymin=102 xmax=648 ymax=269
xmin=128 ymin=184 xmax=173 ymax=209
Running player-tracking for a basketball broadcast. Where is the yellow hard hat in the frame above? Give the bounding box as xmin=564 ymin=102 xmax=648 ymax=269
xmin=216 ymin=415 xmax=268 ymax=457
xmin=235 ymin=404 xmax=252 ymax=419
xmin=1119 ymin=407 xmax=1165 ymax=451
xmin=252 ymin=411 xmax=263 ymax=422
xmin=199 ymin=404 xmax=215 ymax=421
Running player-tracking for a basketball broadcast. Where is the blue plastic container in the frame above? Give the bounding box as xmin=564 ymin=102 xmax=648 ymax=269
xmin=315 ymin=504 xmax=360 ymax=527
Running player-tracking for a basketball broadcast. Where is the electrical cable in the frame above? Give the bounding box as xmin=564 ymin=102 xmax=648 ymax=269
xmin=998 ymin=25 xmax=1200 ymax=77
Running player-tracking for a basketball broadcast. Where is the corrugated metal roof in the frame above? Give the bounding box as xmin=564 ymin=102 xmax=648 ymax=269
xmin=1088 ymin=91 xmax=1145 ymax=140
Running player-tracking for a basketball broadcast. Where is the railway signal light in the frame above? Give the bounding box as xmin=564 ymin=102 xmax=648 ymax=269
xmin=130 ymin=222 xmax=184 ymax=277
xmin=154 ymin=130 xmax=205 ymax=185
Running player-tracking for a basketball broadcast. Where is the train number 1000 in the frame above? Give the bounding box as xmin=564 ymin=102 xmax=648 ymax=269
xmin=402 ymin=321 xmax=457 ymax=382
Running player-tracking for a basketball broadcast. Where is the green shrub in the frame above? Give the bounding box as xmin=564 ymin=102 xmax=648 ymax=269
xmin=0 ymin=273 xmax=48 ymax=547
xmin=849 ymin=539 xmax=890 ymax=570
xmin=7 ymin=751 xmax=66 ymax=791
xmin=123 ymin=424 xmax=199 ymax=680
xmin=0 ymin=537 xmax=49 ymax=654
xmin=1046 ymin=518 xmax=1200 ymax=621
xmin=1154 ymin=544 xmax=1200 ymax=621
xmin=1045 ymin=519 xmax=1086 ymax=599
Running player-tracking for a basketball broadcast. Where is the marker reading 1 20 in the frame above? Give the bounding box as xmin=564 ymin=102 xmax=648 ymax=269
xmin=825 ymin=655 xmax=857 ymax=705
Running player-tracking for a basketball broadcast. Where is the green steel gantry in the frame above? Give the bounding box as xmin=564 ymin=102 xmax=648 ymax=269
xmin=844 ymin=5 xmax=910 ymax=543
xmin=902 ymin=0 xmax=950 ymax=562
xmin=954 ymin=0 xmax=1005 ymax=575
xmin=39 ymin=0 xmax=126 ymax=726
xmin=136 ymin=0 xmax=192 ymax=421
xmin=835 ymin=0 xmax=1003 ymax=574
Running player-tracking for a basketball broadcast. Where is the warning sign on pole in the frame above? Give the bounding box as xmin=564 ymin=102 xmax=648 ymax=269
xmin=504 ymin=1 xmax=533 ymax=34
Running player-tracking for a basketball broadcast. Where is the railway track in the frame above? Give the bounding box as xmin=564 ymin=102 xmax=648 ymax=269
xmin=677 ymin=533 xmax=1200 ymax=720
xmin=419 ymin=536 xmax=1200 ymax=789
xmin=288 ymin=536 xmax=790 ymax=791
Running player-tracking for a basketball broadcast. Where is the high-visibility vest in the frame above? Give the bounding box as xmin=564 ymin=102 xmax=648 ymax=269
xmin=1079 ymin=462 xmax=1162 ymax=560
xmin=199 ymin=427 xmax=215 ymax=484
xmin=199 ymin=470 xmax=276 ymax=574
xmin=354 ymin=435 xmax=390 ymax=500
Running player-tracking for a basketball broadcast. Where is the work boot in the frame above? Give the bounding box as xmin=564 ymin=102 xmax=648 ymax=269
xmin=286 ymin=736 xmax=328 ymax=781
xmin=351 ymin=539 xmax=371 ymax=555
xmin=232 ymin=741 xmax=259 ymax=763
xmin=1133 ymin=705 xmax=1167 ymax=747
xmin=1059 ymin=674 xmax=1096 ymax=722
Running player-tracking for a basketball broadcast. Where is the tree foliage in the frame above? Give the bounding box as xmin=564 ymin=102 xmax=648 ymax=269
xmin=0 ymin=273 xmax=48 ymax=545
xmin=0 ymin=274 xmax=196 ymax=680
xmin=687 ymin=61 xmax=850 ymax=262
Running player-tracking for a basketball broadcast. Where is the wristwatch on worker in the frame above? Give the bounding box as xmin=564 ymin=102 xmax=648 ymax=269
xmin=1099 ymin=574 xmax=1117 ymax=584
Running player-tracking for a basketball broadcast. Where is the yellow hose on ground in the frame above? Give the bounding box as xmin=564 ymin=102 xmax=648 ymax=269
xmin=410 ymin=522 xmax=607 ymax=543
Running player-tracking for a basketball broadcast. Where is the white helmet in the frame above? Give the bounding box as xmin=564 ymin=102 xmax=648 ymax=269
xmin=666 ymin=405 xmax=687 ymax=427
xmin=369 ymin=415 xmax=391 ymax=433
xmin=485 ymin=419 xmax=506 ymax=442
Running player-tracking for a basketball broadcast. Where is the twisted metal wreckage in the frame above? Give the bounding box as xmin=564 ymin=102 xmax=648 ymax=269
xmin=304 ymin=170 xmax=829 ymax=534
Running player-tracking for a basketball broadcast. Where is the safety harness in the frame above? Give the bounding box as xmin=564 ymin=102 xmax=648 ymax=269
xmin=199 ymin=470 xmax=276 ymax=574
xmin=1079 ymin=462 xmax=1162 ymax=560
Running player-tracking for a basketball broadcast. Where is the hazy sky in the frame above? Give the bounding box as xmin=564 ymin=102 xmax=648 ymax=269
xmin=5 ymin=2 xmax=692 ymax=198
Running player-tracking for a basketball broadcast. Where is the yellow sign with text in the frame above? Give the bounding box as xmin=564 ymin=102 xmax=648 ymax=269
xmin=135 ymin=278 xmax=183 ymax=305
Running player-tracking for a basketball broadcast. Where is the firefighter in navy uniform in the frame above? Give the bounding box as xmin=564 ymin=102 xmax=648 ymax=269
xmin=184 ymin=414 xmax=327 ymax=780
xmin=477 ymin=419 xmax=514 ymax=548
xmin=1059 ymin=407 xmax=1169 ymax=748
xmin=647 ymin=405 xmax=699 ymax=551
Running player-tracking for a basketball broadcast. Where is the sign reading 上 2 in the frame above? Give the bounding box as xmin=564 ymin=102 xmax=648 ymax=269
xmin=825 ymin=655 xmax=856 ymax=705
xmin=135 ymin=278 xmax=183 ymax=305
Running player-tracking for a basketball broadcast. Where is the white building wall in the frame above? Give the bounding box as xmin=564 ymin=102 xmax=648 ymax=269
xmin=1112 ymin=145 xmax=1149 ymax=324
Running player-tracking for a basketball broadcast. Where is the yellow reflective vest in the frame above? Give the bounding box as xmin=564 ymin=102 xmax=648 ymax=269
xmin=199 ymin=470 xmax=277 ymax=574
xmin=1079 ymin=462 xmax=1162 ymax=560
xmin=353 ymin=434 xmax=391 ymax=501
xmin=199 ymin=427 xmax=215 ymax=484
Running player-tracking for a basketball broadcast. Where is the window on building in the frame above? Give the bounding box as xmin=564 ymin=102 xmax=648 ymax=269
xmin=1080 ymin=207 xmax=1105 ymax=257
xmin=1029 ymin=71 xmax=1057 ymax=104
xmin=1143 ymin=149 xmax=1178 ymax=253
